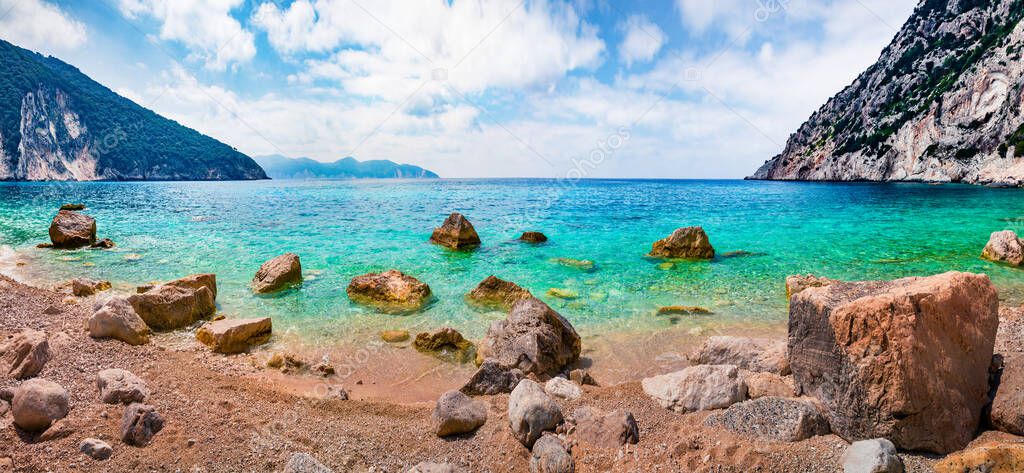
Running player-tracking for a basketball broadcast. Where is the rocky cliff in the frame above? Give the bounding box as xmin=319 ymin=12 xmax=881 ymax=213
xmin=750 ymin=0 xmax=1024 ymax=186
xmin=0 ymin=40 xmax=266 ymax=181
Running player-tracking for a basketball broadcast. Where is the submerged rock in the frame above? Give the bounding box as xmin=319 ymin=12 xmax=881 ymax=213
xmin=1 ymin=328 xmax=50 ymax=379
xmin=693 ymin=336 xmax=790 ymax=375
xmin=252 ymin=253 xmax=302 ymax=294
xmin=842 ymin=438 xmax=904 ymax=473
xmin=96 ymin=369 xmax=148 ymax=404
xmin=196 ymin=317 xmax=272 ymax=354
xmin=380 ymin=330 xmax=410 ymax=343
xmin=413 ymin=328 xmax=475 ymax=363
xmin=509 ymin=379 xmax=563 ymax=447
xmin=432 ymin=390 xmax=487 ymax=437
xmin=476 ymin=298 xmax=581 ymax=377
xmin=641 ymin=365 xmax=746 ymax=413
xmin=550 ymin=258 xmax=595 ymax=271
xmin=48 ymin=210 xmax=96 ymax=249
xmin=429 ymin=212 xmax=481 ymax=250
xmin=705 ymin=396 xmax=830 ymax=442
xmin=569 ymin=406 xmax=639 ymax=447
xmin=656 ymin=306 xmax=711 ymax=316
xmin=519 ymin=232 xmax=548 ymax=243
xmin=12 ymin=378 xmax=69 ymax=432
xmin=120 ymin=403 xmax=164 ymax=447
xmin=90 ymin=238 xmax=115 ymax=249
xmin=346 ymin=270 xmax=432 ymax=313
xmin=649 ymin=226 xmax=714 ymax=259
xmin=530 ymin=435 xmax=574 ymax=473
xmin=545 ymin=288 xmax=578 ymax=300
xmin=465 ymin=276 xmax=532 ymax=311
xmin=789 ymin=271 xmax=998 ymax=453
xmin=461 ymin=359 xmax=525 ymax=395
xmin=88 ymin=297 xmax=151 ymax=345
xmin=71 ymin=278 xmax=111 ymax=297
xmin=983 ymin=230 xmax=1024 ymax=266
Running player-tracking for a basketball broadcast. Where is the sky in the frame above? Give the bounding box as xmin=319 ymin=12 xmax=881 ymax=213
xmin=0 ymin=0 xmax=919 ymax=178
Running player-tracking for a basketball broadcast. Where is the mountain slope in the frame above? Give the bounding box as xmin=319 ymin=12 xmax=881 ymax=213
xmin=750 ymin=0 xmax=1024 ymax=186
xmin=0 ymin=39 xmax=266 ymax=181
xmin=254 ymin=155 xmax=439 ymax=179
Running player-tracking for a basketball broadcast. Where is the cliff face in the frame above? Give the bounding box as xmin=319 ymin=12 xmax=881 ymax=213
xmin=751 ymin=0 xmax=1024 ymax=186
xmin=0 ymin=40 xmax=267 ymax=181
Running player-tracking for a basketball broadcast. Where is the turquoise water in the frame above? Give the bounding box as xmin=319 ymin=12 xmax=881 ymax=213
xmin=2 ymin=179 xmax=1024 ymax=342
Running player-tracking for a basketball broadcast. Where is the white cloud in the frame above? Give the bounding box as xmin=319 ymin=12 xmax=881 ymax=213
xmin=118 ymin=0 xmax=255 ymax=71
xmin=617 ymin=15 xmax=666 ymax=67
xmin=0 ymin=0 xmax=87 ymax=54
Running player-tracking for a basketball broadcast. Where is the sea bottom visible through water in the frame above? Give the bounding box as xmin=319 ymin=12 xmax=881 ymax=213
xmin=2 ymin=179 xmax=1024 ymax=400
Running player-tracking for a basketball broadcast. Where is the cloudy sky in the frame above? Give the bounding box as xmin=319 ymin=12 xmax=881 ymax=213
xmin=0 ymin=0 xmax=918 ymax=178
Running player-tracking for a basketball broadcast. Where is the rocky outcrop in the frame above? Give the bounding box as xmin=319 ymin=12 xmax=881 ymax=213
xmin=842 ymin=439 xmax=904 ymax=473
xmin=195 ymin=317 xmax=272 ymax=354
xmin=252 ymin=253 xmax=302 ymax=293
xmin=508 ymin=379 xmax=563 ymax=447
xmin=346 ymin=270 xmax=432 ymax=313
xmin=48 ymin=210 xmax=95 ymax=248
xmin=96 ymin=369 xmax=148 ymax=404
xmin=649 ymin=227 xmax=714 ymax=259
xmin=413 ymin=328 xmax=474 ymax=363
xmin=120 ymin=403 xmax=164 ymax=447
xmin=432 ymin=390 xmax=487 ymax=437
xmin=476 ymin=298 xmax=581 ymax=377
xmin=128 ymin=281 xmax=216 ymax=331
xmin=429 ymin=213 xmax=481 ymax=250
xmin=705 ymin=397 xmax=830 ymax=442
xmin=569 ymin=406 xmax=639 ymax=448
xmin=519 ymin=232 xmax=548 ymax=243
xmin=788 ymin=271 xmax=998 ymax=453
xmin=88 ymin=296 xmax=151 ymax=345
xmin=750 ymin=0 xmax=1024 ymax=186
xmin=933 ymin=442 xmax=1024 ymax=473
xmin=11 ymin=378 xmax=69 ymax=432
xmin=692 ymin=336 xmax=790 ymax=375
xmin=465 ymin=276 xmax=532 ymax=311
xmin=641 ymin=365 xmax=747 ymax=413
xmin=1 ymin=329 xmax=50 ymax=379
xmin=983 ymin=230 xmax=1024 ymax=266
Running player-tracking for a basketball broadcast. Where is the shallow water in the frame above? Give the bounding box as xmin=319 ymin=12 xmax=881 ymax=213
xmin=2 ymin=179 xmax=1024 ymax=347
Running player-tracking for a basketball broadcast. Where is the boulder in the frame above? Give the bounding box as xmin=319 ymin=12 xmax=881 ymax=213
xmin=641 ymin=365 xmax=746 ymax=413
xmin=744 ymin=372 xmax=797 ymax=399
xmin=1 ymin=329 xmax=50 ymax=379
xmin=252 ymin=253 xmax=302 ymax=294
xmin=432 ymin=390 xmax=487 ymax=437
xmin=346 ymin=270 xmax=432 ymax=313
xmin=48 ymin=210 xmax=96 ymax=248
xmin=96 ymin=369 xmax=148 ymax=404
xmin=785 ymin=274 xmax=837 ymax=299
xmin=788 ymin=271 xmax=998 ymax=453
xmin=991 ymin=354 xmax=1024 ymax=435
xmin=520 ymin=232 xmax=548 ymax=243
xmin=530 ymin=435 xmax=574 ymax=473
xmin=476 ymin=298 xmax=581 ymax=377
xmin=429 ymin=212 xmax=481 ymax=250
xmin=465 ymin=276 xmax=532 ymax=311
xmin=544 ymin=377 xmax=582 ymax=401
xmin=983 ymin=230 xmax=1024 ymax=266
xmin=128 ymin=283 xmax=216 ymax=331
xmin=71 ymin=279 xmax=111 ymax=297
xmin=509 ymin=379 xmax=563 ymax=447
xmin=842 ymin=438 xmax=904 ymax=473
xmin=461 ymin=359 xmax=525 ymax=395
xmin=693 ymin=336 xmax=790 ymax=375
xmin=569 ymin=406 xmax=639 ymax=448
xmin=649 ymin=226 xmax=714 ymax=259
xmin=120 ymin=403 xmax=164 ymax=446
xmin=11 ymin=378 xmax=69 ymax=432
xmin=933 ymin=442 xmax=1024 ymax=473
xmin=413 ymin=328 xmax=475 ymax=363
xmin=164 ymin=273 xmax=218 ymax=299
xmin=195 ymin=317 xmax=272 ymax=354
xmin=284 ymin=453 xmax=333 ymax=473
xmin=79 ymin=438 xmax=113 ymax=460
xmin=705 ymin=397 xmax=830 ymax=442
xmin=88 ymin=297 xmax=151 ymax=345
xmin=380 ymin=330 xmax=410 ymax=343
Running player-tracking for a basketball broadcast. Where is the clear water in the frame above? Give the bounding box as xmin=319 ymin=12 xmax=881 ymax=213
xmin=2 ymin=179 xmax=1024 ymax=343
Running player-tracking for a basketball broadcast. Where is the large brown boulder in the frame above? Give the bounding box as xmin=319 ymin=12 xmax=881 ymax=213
xmin=649 ymin=226 xmax=714 ymax=259
xmin=991 ymin=354 xmax=1024 ymax=435
xmin=346 ymin=270 xmax=432 ymax=313
xmin=252 ymin=253 xmax=302 ymax=294
xmin=429 ymin=212 xmax=481 ymax=250
xmin=128 ymin=279 xmax=216 ymax=331
xmin=12 ymin=378 xmax=69 ymax=432
xmin=164 ymin=273 xmax=218 ymax=299
xmin=465 ymin=275 xmax=532 ymax=311
xmin=1 ymin=329 xmax=50 ymax=379
xmin=788 ymin=271 xmax=998 ymax=453
xmin=195 ymin=317 xmax=272 ymax=354
xmin=476 ymin=297 xmax=581 ymax=377
xmin=983 ymin=230 xmax=1024 ymax=266
xmin=48 ymin=210 xmax=96 ymax=248
xmin=88 ymin=296 xmax=151 ymax=345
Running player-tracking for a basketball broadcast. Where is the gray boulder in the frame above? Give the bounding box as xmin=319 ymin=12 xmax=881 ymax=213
xmin=432 ymin=390 xmax=487 ymax=437
xmin=641 ymin=365 xmax=747 ymax=413
xmin=705 ymin=397 xmax=830 ymax=441
xmin=530 ymin=435 xmax=574 ymax=473
xmin=509 ymin=379 xmax=563 ymax=447
xmin=1 ymin=328 xmax=50 ymax=379
xmin=477 ymin=298 xmax=581 ymax=377
xmin=461 ymin=359 xmax=525 ymax=395
xmin=12 ymin=378 xmax=69 ymax=432
xmin=842 ymin=438 xmax=904 ymax=473
xmin=693 ymin=336 xmax=790 ymax=375
xmin=120 ymin=403 xmax=164 ymax=446
xmin=96 ymin=369 xmax=148 ymax=404
xmin=88 ymin=297 xmax=151 ymax=345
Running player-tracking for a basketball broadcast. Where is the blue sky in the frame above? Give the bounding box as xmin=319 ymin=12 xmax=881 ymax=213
xmin=0 ymin=0 xmax=918 ymax=178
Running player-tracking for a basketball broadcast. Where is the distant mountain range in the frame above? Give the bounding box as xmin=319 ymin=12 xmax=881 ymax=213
xmin=254 ymin=155 xmax=439 ymax=179
xmin=0 ymin=39 xmax=266 ymax=181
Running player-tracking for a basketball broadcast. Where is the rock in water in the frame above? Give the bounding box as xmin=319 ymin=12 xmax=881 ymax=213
xmin=164 ymin=273 xmax=218 ymax=299
xmin=520 ymin=232 xmax=548 ymax=243
xmin=569 ymin=406 xmax=639 ymax=448
xmin=79 ymin=438 xmax=112 ymax=460
xmin=509 ymin=379 xmax=563 ymax=447
xmin=88 ymin=296 xmax=151 ymax=345
xmin=128 ymin=279 xmax=216 ymax=331
xmin=0 ymin=328 xmax=50 ymax=379
xmin=705 ymin=397 xmax=830 ymax=442
xmin=641 ymin=365 xmax=746 ymax=413
xmin=530 ymin=435 xmax=574 ymax=473
xmin=60 ymin=203 xmax=85 ymax=211
xmin=432 ymin=390 xmax=487 ymax=437
xmin=465 ymin=275 xmax=532 ymax=311
xmin=461 ymin=359 xmax=525 ymax=395
xmin=785 ymin=274 xmax=837 ymax=298
xmin=71 ymin=278 xmax=111 ymax=297
xmin=991 ymin=354 xmax=1024 ymax=435
xmin=842 ymin=439 xmax=904 ymax=473
xmin=252 ymin=253 xmax=302 ymax=293
xmin=983 ymin=230 xmax=1024 ymax=266
xmin=346 ymin=270 xmax=432 ymax=313
xmin=380 ymin=330 xmax=410 ymax=343
xmin=413 ymin=328 xmax=475 ymax=363
xmin=195 ymin=317 xmax=272 ymax=354
xmin=48 ymin=210 xmax=96 ymax=248
xmin=429 ymin=212 xmax=481 ymax=250
xmin=476 ymin=298 xmax=581 ymax=377
xmin=649 ymin=226 xmax=714 ymax=259
xmin=692 ymin=336 xmax=790 ymax=375
xmin=284 ymin=453 xmax=333 ymax=473
xmin=120 ymin=403 xmax=164 ymax=447
xmin=933 ymin=442 xmax=1024 ymax=473
xmin=96 ymin=369 xmax=149 ymax=404
xmin=788 ymin=271 xmax=998 ymax=453
xmin=12 ymin=378 xmax=69 ymax=432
